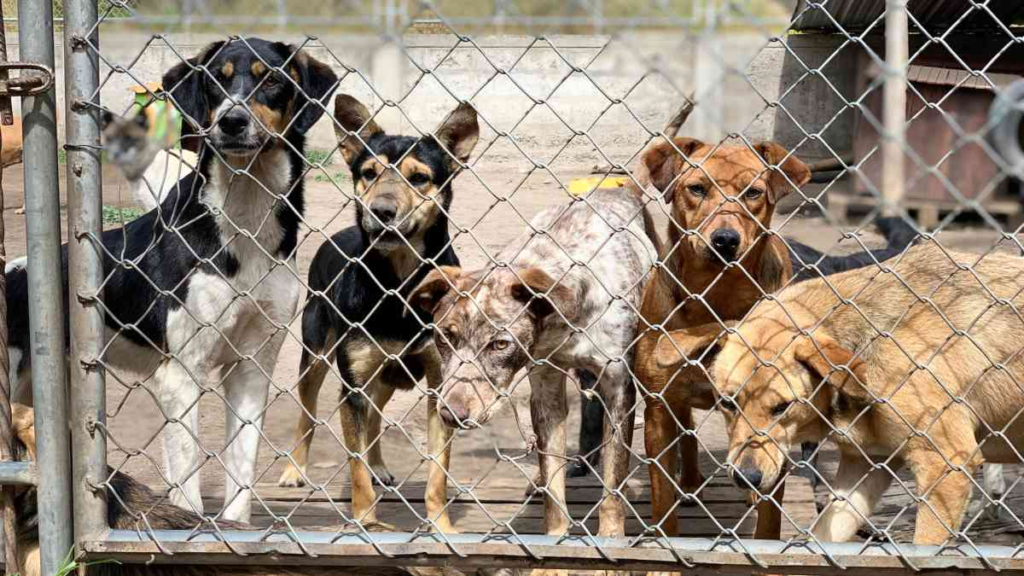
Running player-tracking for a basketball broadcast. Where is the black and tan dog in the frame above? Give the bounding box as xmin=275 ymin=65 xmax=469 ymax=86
xmin=277 ymin=95 xmax=479 ymax=533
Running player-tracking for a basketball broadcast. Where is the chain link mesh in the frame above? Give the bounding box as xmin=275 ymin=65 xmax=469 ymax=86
xmin=19 ymin=0 xmax=1024 ymax=572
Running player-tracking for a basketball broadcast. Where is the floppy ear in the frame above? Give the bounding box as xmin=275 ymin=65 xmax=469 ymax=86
xmin=640 ymin=137 xmax=705 ymax=202
xmin=11 ymin=403 xmax=36 ymax=460
xmin=433 ymin=102 xmax=480 ymax=172
xmin=510 ymin=267 xmax=579 ymax=322
xmin=285 ymin=45 xmax=340 ymax=135
xmin=754 ymin=141 xmax=811 ymax=204
xmin=161 ymin=40 xmax=225 ymax=131
xmin=792 ymin=334 xmax=873 ymax=409
xmin=334 ymin=93 xmax=384 ymax=165
xmin=409 ymin=266 xmax=462 ymax=317
xmin=653 ymin=321 xmax=734 ymax=369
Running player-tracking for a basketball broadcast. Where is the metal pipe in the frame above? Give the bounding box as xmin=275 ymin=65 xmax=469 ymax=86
xmin=63 ymin=0 xmax=108 ymax=543
xmin=882 ymin=0 xmax=908 ymax=216
xmin=0 ymin=462 xmax=38 ymax=486
xmin=84 ymin=530 xmax=1024 ymax=573
xmin=17 ymin=0 xmax=73 ymax=573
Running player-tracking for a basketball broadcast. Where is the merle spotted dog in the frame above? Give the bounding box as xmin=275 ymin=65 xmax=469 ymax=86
xmin=277 ymin=94 xmax=479 ymax=533
xmin=6 ymin=37 xmax=339 ymax=522
xmin=408 ymin=185 xmax=660 ymax=539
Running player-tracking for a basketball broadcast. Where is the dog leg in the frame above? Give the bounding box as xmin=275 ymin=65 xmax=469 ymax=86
xmin=530 ymin=365 xmax=570 ymax=536
xmin=220 ymin=328 xmax=284 ymax=523
xmin=367 ymin=383 xmax=397 ymax=487
xmin=677 ymin=403 xmax=704 ymax=501
xmin=341 ymin=380 xmax=378 ymax=524
xmin=812 ymin=453 xmax=895 ymax=542
xmin=279 ymin=347 xmax=333 ymax=487
xmin=753 ymin=475 xmax=786 ymax=540
xmin=909 ymin=447 xmax=979 ymax=545
xmin=645 ymin=400 xmax=680 ymax=537
xmin=597 ymin=364 xmax=635 ymax=538
xmin=424 ymin=353 xmax=455 ymax=533
xmin=983 ymin=463 xmax=1006 ymax=521
xmin=158 ymin=358 xmax=205 ymax=515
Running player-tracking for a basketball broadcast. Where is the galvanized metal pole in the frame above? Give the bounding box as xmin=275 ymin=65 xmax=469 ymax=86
xmin=64 ymin=0 xmax=108 ymax=543
xmin=18 ymin=0 xmax=74 ymax=573
xmin=882 ymin=0 xmax=908 ymax=216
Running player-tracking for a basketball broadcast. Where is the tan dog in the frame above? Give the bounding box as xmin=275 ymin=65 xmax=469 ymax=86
xmin=655 ymin=242 xmax=1024 ymax=545
xmin=634 ymin=136 xmax=810 ymax=539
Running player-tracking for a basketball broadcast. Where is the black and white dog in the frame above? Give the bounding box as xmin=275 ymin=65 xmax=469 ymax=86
xmin=6 ymin=37 xmax=338 ymax=522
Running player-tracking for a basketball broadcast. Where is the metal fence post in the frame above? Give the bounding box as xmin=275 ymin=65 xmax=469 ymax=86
xmin=64 ymin=0 xmax=108 ymax=543
xmin=882 ymin=0 xmax=908 ymax=216
xmin=18 ymin=0 xmax=74 ymax=573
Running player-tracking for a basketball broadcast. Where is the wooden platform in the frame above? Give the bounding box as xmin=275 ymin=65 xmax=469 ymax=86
xmin=827 ymin=192 xmax=1024 ymax=229
xmin=218 ymin=474 xmax=817 ymax=538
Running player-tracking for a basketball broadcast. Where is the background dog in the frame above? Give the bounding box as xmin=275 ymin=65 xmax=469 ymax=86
xmin=655 ymin=242 xmax=1024 ymax=545
xmin=632 ymin=136 xmax=918 ymax=540
xmin=409 ymin=184 xmax=659 ymax=539
xmin=276 ymin=94 xmax=479 ymax=534
xmin=6 ymin=37 xmax=338 ymax=522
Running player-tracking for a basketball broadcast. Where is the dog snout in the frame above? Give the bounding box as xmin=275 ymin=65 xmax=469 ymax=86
xmin=370 ymin=200 xmax=398 ymax=226
xmin=710 ymin=228 xmax=741 ymax=260
xmin=733 ymin=466 xmax=764 ymax=491
xmin=439 ymin=404 xmax=469 ymax=428
xmin=218 ymin=111 xmax=250 ymax=137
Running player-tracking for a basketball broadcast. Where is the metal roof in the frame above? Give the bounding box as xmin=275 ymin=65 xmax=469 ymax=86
xmin=791 ymin=0 xmax=1024 ymax=33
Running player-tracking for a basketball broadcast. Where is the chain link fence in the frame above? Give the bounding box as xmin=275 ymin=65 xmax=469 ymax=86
xmin=7 ymin=0 xmax=1024 ymax=574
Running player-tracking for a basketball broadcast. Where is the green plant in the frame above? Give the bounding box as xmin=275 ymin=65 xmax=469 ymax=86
xmin=102 ymin=204 xmax=145 ymax=225
xmin=304 ymin=149 xmax=335 ymax=167
xmin=54 ymin=547 xmax=120 ymax=576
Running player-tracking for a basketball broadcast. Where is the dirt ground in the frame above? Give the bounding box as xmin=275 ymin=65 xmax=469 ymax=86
xmin=3 ymin=158 xmax=1023 ymax=540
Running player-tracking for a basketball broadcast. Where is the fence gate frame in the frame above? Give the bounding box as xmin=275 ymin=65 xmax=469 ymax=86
xmin=1 ymin=0 xmax=1023 ymax=574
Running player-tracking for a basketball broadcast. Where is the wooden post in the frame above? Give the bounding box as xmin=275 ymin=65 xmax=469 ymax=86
xmin=882 ymin=0 xmax=908 ymax=217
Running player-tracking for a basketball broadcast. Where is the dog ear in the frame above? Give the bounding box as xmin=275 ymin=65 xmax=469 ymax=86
xmin=640 ymin=137 xmax=705 ymax=202
xmin=755 ymin=142 xmax=810 ymax=204
xmin=510 ymin=267 xmax=578 ymax=322
xmin=161 ymin=40 xmax=225 ymax=132
xmin=792 ymin=334 xmax=873 ymax=410
xmin=11 ymin=403 xmax=36 ymax=460
xmin=433 ymin=102 xmax=480 ymax=172
xmin=334 ymin=94 xmax=384 ymax=166
xmin=285 ymin=45 xmax=340 ymax=136
xmin=653 ymin=321 xmax=734 ymax=369
xmin=409 ymin=266 xmax=462 ymax=317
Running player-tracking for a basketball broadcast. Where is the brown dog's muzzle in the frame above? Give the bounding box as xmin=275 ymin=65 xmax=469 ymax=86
xmin=709 ymin=227 xmax=742 ymax=262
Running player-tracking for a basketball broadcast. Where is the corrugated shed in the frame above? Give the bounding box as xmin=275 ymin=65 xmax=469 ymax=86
xmin=791 ymin=0 xmax=1024 ymax=33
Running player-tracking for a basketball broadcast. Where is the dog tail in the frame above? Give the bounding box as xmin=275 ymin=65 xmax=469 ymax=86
xmin=874 ymin=215 xmax=919 ymax=252
xmin=789 ymin=215 xmax=920 ymax=282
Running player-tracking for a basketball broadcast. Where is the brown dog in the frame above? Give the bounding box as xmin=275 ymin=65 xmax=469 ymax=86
xmin=634 ymin=136 xmax=810 ymax=539
xmin=654 ymin=242 xmax=1024 ymax=545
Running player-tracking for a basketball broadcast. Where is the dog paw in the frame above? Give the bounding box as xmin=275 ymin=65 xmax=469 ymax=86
xmin=566 ymin=459 xmax=593 ymax=478
xmin=371 ymin=464 xmax=396 ymax=487
xmin=277 ymin=465 xmax=307 ymax=488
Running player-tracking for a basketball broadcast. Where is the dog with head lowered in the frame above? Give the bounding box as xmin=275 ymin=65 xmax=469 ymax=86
xmin=656 ymin=242 xmax=1024 ymax=545
xmin=277 ymin=95 xmax=479 ymax=533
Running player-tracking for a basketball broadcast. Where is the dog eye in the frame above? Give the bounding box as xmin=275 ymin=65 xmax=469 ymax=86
xmin=745 ymin=188 xmax=765 ymax=200
xmin=361 ymin=169 xmax=377 ymax=180
xmin=262 ymin=74 xmax=281 ymax=88
xmin=490 ymin=339 xmax=511 ymax=352
xmin=719 ymin=396 xmax=739 ymax=412
xmin=771 ymin=401 xmax=792 ymax=416
xmin=687 ymin=184 xmax=707 ymax=198
xmin=409 ymin=173 xmax=430 ymax=186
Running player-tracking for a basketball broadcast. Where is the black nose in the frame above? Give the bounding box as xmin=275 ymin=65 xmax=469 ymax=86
xmin=439 ymin=405 xmax=468 ymax=428
xmin=734 ymin=467 xmax=763 ymax=491
xmin=370 ymin=202 xmax=398 ymax=226
xmin=218 ymin=112 xmax=249 ymax=137
xmin=710 ymin=228 xmax=741 ymax=259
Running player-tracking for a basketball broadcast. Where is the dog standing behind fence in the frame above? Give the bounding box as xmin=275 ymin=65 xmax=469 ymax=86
xmin=5 ymin=37 xmax=339 ymax=522
xmin=656 ymin=242 xmax=1024 ymax=545
xmin=276 ymin=94 xmax=479 ymax=533
xmin=408 ymin=184 xmax=659 ymax=539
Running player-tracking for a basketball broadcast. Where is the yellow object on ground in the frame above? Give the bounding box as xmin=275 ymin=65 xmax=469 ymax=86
xmin=566 ymin=175 xmax=631 ymax=196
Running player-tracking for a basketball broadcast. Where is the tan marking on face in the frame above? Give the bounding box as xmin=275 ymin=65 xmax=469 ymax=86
xmin=251 ymin=60 xmax=267 ymax=77
xmin=400 ymin=157 xmax=434 ymax=183
xmin=250 ymin=102 xmax=287 ymax=135
xmin=289 ymin=65 xmax=301 ymax=82
xmin=220 ymin=61 xmax=234 ymax=78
